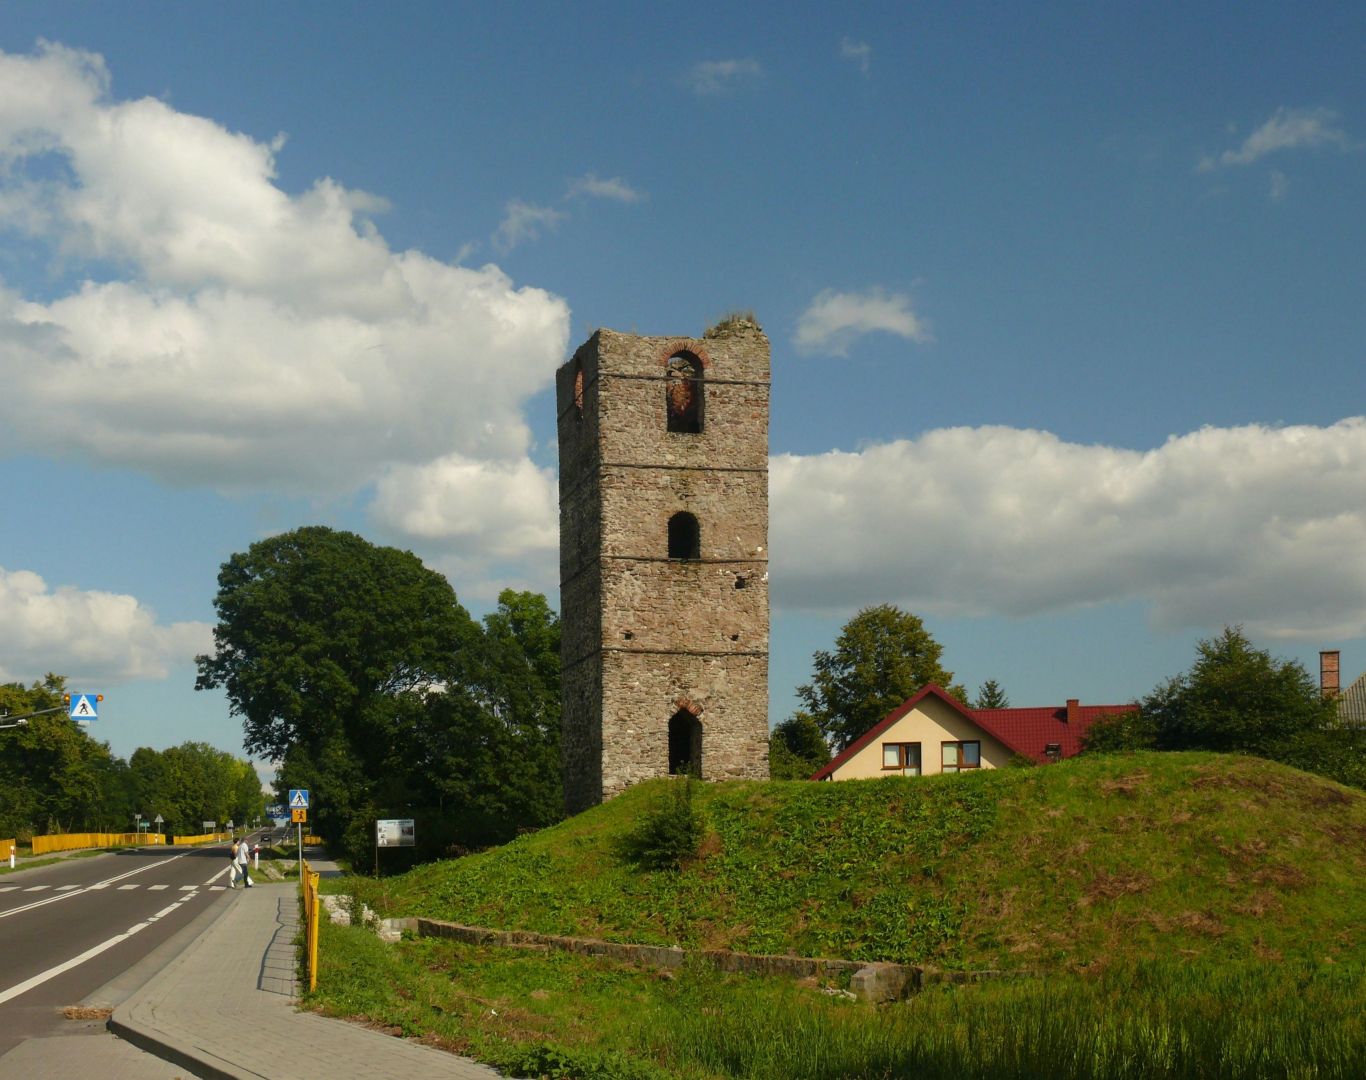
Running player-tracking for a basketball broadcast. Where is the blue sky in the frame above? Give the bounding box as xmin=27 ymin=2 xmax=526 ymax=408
xmin=1 ymin=3 xmax=1363 ymax=769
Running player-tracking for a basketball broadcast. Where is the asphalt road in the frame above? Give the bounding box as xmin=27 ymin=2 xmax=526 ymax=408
xmin=0 ymin=836 xmax=262 ymax=1059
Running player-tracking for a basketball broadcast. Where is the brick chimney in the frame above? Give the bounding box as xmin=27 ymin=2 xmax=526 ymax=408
xmin=1065 ymin=698 xmax=1080 ymax=724
xmin=1320 ymin=650 xmax=1341 ymax=699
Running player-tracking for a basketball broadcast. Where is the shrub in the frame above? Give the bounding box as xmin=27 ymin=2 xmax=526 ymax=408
xmin=617 ymin=779 xmax=705 ymax=871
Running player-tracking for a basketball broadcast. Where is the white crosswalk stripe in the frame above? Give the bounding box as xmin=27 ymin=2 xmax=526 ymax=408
xmin=0 ymin=887 xmax=17 ymax=893
xmin=179 ymin=885 xmax=196 ymax=891
xmin=23 ymin=886 xmax=49 ymax=892
xmin=117 ymin=884 xmax=139 ymax=890
xmin=148 ymin=884 xmax=170 ymax=890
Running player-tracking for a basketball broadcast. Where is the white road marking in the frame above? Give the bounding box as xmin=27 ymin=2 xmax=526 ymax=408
xmin=117 ymin=884 xmax=140 ymax=890
xmin=23 ymin=886 xmax=49 ymax=892
xmin=151 ymin=903 xmax=180 ymax=919
xmin=56 ymin=885 xmax=81 ymax=891
xmin=0 ymin=854 xmax=189 ymax=921
xmin=0 ymin=887 xmax=18 ymax=893
xmin=0 ymin=918 xmax=150 ymax=1006
xmin=209 ymin=885 xmax=226 ymax=891
xmin=178 ymin=885 xmax=196 ymax=891
xmin=148 ymin=884 xmax=169 ymax=890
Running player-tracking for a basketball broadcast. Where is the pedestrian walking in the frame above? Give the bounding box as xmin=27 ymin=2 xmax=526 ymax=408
xmin=235 ymin=834 xmax=254 ymax=888
xmin=228 ymin=838 xmax=240 ymax=888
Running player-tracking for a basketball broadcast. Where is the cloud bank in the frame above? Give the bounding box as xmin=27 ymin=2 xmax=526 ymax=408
xmin=771 ymin=418 xmax=1366 ymax=639
xmin=0 ymin=567 xmax=210 ymax=684
xmin=0 ymin=42 xmax=570 ymax=499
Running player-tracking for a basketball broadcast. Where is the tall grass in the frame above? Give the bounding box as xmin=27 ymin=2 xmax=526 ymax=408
xmin=311 ymin=920 xmax=1364 ymax=1080
xmin=657 ymin=959 xmax=1364 ymax=1079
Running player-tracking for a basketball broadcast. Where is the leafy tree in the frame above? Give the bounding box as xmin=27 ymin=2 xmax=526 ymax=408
xmin=974 ymin=679 xmax=1010 ymax=709
xmin=1080 ymin=709 xmax=1156 ymax=753
xmin=408 ymin=590 xmax=564 ymax=853
xmin=769 ymin=712 xmax=829 ymax=779
xmin=0 ymin=676 xmax=129 ymax=837
xmin=1145 ymin=627 xmax=1335 ymax=755
xmin=797 ymin=605 xmax=966 ymax=751
xmin=197 ymin=526 xmax=482 ymax=855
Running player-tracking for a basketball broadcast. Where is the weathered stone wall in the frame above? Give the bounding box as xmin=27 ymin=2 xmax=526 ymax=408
xmin=558 ymin=320 xmax=771 ymax=814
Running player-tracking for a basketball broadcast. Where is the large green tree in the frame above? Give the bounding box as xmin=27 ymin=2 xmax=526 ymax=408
xmin=1144 ymin=627 xmax=1335 ymax=755
xmin=769 ymin=711 xmax=830 ymax=780
xmin=196 ymin=526 xmax=481 ymax=853
xmin=798 ymin=605 xmax=966 ymax=751
xmin=0 ymin=676 xmax=130 ymax=837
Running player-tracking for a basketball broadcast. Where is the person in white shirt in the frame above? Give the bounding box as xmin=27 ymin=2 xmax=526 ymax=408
xmin=227 ymin=839 xmax=240 ymax=888
xmin=235 ymin=835 xmax=253 ymax=888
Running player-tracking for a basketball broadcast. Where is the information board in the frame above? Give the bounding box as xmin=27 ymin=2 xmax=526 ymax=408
xmin=376 ymin=818 xmax=416 ymax=848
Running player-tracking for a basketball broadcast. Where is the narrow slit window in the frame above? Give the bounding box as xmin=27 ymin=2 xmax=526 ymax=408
xmin=665 ymin=352 xmax=703 ymax=433
xmin=668 ymin=512 xmax=700 ymax=560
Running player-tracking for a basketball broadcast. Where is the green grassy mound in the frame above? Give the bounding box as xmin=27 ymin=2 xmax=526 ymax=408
xmin=358 ymin=752 xmax=1365 ymax=970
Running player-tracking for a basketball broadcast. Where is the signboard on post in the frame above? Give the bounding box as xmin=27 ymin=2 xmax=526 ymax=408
xmin=202 ymin=821 xmax=216 ymax=833
xmin=376 ymin=819 xmax=415 ymax=848
xmin=288 ymin=789 xmax=310 ymax=810
xmin=292 ymin=808 xmax=307 ymax=823
xmin=67 ymin=693 xmax=102 ymax=720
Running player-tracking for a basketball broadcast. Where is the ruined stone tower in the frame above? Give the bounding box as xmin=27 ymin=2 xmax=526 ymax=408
xmin=556 ymin=318 xmax=770 ymax=814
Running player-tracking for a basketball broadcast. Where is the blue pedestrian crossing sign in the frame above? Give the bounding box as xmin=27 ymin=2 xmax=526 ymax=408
xmin=68 ymin=693 xmax=101 ymax=720
xmin=288 ymin=789 xmax=310 ymax=810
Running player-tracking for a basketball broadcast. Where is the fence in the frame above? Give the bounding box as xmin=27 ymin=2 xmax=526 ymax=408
xmin=301 ymin=859 xmax=321 ymax=991
xmin=171 ymin=832 xmax=231 ymax=846
xmin=1 ymin=839 xmax=13 ymax=864
xmin=31 ymin=832 xmax=167 ymax=855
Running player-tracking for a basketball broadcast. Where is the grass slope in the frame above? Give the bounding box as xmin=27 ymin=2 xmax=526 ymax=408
xmin=356 ymin=752 xmax=1365 ymax=971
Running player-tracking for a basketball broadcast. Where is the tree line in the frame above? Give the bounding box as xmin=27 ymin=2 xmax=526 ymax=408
xmin=192 ymin=528 xmax=1363 ymax=872
xmin=0 ymin=676 xmax=265 ymax=841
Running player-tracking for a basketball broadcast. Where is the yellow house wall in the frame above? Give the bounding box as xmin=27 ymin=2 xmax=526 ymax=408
xmin=829 ymin=697 xmax=1014 ymax=780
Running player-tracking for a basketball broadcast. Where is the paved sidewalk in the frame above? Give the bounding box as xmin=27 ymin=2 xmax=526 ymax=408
xmin=110 ymin=871 xmax=507 ymax=1080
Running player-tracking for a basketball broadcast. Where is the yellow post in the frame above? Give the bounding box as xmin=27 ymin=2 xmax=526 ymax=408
xmin=308 ymin=868 xmax=320 ymax=991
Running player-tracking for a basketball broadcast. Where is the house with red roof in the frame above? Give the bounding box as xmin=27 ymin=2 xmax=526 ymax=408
xmin=810 ymin=684 xmax=1137 ymax=781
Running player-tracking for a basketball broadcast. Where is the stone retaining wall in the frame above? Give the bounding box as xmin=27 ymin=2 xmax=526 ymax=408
xmin=408 ymin=917 xmax=1016 ymax=1003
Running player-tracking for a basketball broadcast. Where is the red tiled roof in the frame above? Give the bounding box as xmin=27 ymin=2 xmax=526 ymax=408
xmin=810 ymin=684 xmax=1138 ymax=779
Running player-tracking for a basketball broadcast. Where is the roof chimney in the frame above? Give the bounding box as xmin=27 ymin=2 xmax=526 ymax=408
xmin=1321 ymin=650 xmax=1341 ymax=699
xmin=1065 ymin=698 xmax=1080 ymax=724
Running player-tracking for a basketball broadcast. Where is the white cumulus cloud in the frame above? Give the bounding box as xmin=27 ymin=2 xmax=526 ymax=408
xmin=492 ymin=200 xmax=567 ymax=255
xmin=0 ymin=42 xmax=570 ymax=495
xmin=371 ymin=453 xmax=559 ymax=561
xmin=686 ymin=58 xmax=762 ymax=96
xmin=565 ymin=173 xmax=645 ymax=203
xmin=0 ymin=567 xmax=211 ymax=684
xmin=771 ymin=418 xmax=1366 ymax=640
xmin=794 ymin=288 xmax=931 ymax=356
xmin=1198 ymin=106 xmax=1351 ymax=172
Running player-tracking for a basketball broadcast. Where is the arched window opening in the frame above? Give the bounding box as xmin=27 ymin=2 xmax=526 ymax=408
xmin=665 ymin=352 xmax=703 ymax=433
xmin=669 ymin=710 xmax=702 ymax=776
xmin=572 ymin=361 xmax=585 ymax=419
xmin=668 ymin=512 xmax=700 ymax=560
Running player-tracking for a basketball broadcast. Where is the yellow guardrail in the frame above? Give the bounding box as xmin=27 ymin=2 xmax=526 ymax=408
xmin=171 ymin=831 xmax=231 ymax=846
xmin=1 ymin=839 xmax=14 ymax=861
xmin=31 ymin=832 xmax=166 ymax=854
xmin=301 ymin=858 xmax=321 ymax=991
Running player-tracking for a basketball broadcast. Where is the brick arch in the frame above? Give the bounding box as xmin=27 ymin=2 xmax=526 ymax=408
xmin=656 ymin=341 xmax=712 ymax=370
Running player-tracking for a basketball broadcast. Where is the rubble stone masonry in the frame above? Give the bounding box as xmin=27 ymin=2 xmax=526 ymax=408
xmin=557 ymin=320 xmax=771 ymax=814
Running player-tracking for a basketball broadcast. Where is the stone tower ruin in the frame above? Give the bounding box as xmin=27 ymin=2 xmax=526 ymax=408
xmin=556 ymin=318 xmax=771 ymax=814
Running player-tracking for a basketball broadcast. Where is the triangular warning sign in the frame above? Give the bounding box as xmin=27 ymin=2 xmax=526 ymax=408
xmin=72 ymin=696 xmax=96 ymax=718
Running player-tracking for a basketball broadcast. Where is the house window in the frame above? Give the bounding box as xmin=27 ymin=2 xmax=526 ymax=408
xmin=669 ymin=709 xmax=702 ymax=776
xmin=665 ymin=353 xmax=703 ymax=433
xmin=882 ymin=743 xmax=921 ymax=776
xmin=1044 ymin=742 xmax=1062 ymax=763
xmin=668 ymin=512 xmax=700 ymax=560
xmin=941 ymin=741 xmax=981 ymax=773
